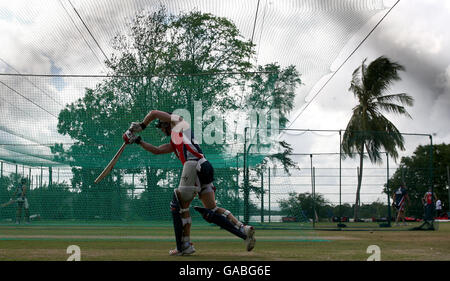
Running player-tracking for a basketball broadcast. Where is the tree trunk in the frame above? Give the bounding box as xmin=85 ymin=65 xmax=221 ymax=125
xmin=354 ymin=145 xmax=364 ymax=220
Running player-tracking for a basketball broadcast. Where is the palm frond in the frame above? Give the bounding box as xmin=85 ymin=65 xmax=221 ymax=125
xmin=375 ymin=93 xmax=414 ymax=107
xmin=369 ymin=114 xmax=406 ymax=160
xmin=349 ymin=65 xmax=362 ymax=98
xmin=360 ymin=58 xmax=368 ymax=84
xmin=364 ymin=56 xmax=405 ymax=96
xmin=375 ymin=102 xmax=412 ymax=118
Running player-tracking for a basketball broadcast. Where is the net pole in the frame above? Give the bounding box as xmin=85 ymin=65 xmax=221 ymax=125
xmin=49 ymin=166 xmax=52 ymax=188
xmin=386 ymin=152 xmax=391 ymax=226
xmin=339 ymin=130 xmax=342 ymax=219
xmin=236 ymin=154 xmax=240 ymax=220
xmin=1 ymin=161 xmax=3 ymax=178
xmin=400 ymin=165 xmax=403 ymax=183
xmin=313 ymin=166 xmax=316 ymax=228
xmin=132 ymin=172 xmax=135 ymax=199
xmin=310 ymin=154 xmax=314 ymax=227
xmin=447 ymin=166 xmax=450 ymax=214
xmin=40 ymin=165 xmax=43 ymax=188
xmin=268 ymin=167 xmax=271 ymax=223
xmin=243 ymin=127 xmax=249 ymax=224
xmin=429 ymin=135 xmax=434 ymax=218
xmin=28 ymin=168 xmax=31 ymax=187
xmin=260 ymin=170 xmax=264 ymax=223
xmin=118 ymin=171 xmax=122 ymax=220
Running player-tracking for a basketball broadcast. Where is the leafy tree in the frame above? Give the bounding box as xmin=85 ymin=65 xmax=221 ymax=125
xmin=333 ymin=203 xmax=354 ymax=218
xmin=385 ymin=143 xmax=450 ymax=218
xmin=341 ymin=56 xmax=414 ymax=220
xmin=278 ymin=192 xmax=329 ymax=221
xmin=358 ymin=201 xmax=389 ymax=219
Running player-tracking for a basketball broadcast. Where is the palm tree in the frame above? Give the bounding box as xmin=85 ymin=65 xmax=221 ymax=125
xmin=342 ymin=56 xmax=414 ymax=220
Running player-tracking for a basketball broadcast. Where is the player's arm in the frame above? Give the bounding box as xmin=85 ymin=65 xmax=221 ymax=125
xmin=142 ymin=110 xmax=173 ymax=126
xmin=139 ymin=142 xmax=174 ymax=155
xmin=130 ymin=110 xmax=187 ymax=133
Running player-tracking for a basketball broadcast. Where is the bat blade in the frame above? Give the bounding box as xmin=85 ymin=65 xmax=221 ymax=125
xmin=94 ymin=143 xmax=127 ymax=184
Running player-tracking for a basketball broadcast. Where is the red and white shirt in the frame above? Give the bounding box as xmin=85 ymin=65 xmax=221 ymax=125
xmin=424 ymin=192 xmax=433 ymax=205
xmin=170 ymin=129 xmax=204 ymax=165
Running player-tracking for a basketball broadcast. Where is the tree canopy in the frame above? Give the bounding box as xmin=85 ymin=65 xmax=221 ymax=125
xmin=386 ymin=143 xmax=450 ymax=217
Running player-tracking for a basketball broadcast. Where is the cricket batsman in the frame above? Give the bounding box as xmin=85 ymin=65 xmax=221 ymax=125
xmin=123 ymin=110 xmax=256 ymax=256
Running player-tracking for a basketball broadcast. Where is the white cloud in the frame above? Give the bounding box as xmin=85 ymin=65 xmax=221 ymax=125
xmin=380 ymin=22 xmax=443 ymax=55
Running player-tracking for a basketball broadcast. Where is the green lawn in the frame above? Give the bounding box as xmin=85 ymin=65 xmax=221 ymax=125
xmin=0 ymin=222 xmax=449 ymax=261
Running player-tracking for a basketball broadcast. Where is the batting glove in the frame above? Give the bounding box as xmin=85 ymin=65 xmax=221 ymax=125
xmin=129 ymin=122 xmax=146 ymax=133
xmin=134 ymin=136 xmax=142 ymax=144
xmin=123 ymin=130 xmax=137 ymax=144
xmin=123 ymin=130 xmax=142 ymax=144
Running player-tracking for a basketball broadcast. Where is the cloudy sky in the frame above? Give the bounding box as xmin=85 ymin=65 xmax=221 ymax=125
xmin=0 ymin=0 xmax=449 ymax=206
xmin=286 ymin=0 xmax=450 ymax=150
xmin=280 ymin=0 xmax=450 ymax=205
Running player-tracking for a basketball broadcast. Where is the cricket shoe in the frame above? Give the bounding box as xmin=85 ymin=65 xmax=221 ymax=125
xmin=243 ymin=225 xmax=256 ymax=251
xmin=169 ymin=243 xmax=196 ymax=256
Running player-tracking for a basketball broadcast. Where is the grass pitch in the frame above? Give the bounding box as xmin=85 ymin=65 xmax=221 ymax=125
xmin=0 ymin=222 xmax=449 ymax=261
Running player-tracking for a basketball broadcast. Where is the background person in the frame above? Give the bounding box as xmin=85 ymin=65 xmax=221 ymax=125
xmin=422 ymin=187 xmax=437 ymax=221
xmin=435 ymin=198 xmax=443 ymax=217
xmin=392 ymin=184 xmax=410 ymax=226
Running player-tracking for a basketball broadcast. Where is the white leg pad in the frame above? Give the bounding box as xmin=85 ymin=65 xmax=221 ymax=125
xmin=178 ymin=161 xmax=201 ymax=202
xmin=182 ymin=217 xmax=192 ymax=226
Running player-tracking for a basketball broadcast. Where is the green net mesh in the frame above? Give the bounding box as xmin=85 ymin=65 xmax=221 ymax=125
xmin=0 ymin=0 xmax=400 ymax=227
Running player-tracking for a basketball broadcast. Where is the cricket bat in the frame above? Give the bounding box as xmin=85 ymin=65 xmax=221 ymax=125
xmin=94 ymin=143 xmax=127 ymax=184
